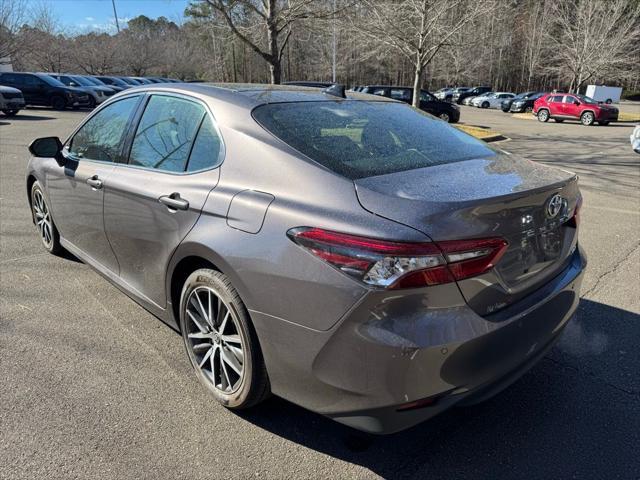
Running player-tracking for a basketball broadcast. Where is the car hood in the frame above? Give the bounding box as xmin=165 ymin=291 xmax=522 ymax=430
xmin=0 ymin=85 xmax=22 ymax=94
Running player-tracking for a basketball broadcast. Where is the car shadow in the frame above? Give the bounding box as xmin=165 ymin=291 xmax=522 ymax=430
xmin=232 ymin=299 xmax=639 ymax=478
xmin=3 ymin=114 xmax=58 ymax=121
xmin=59 ymin=248 xmax=82 ymax=263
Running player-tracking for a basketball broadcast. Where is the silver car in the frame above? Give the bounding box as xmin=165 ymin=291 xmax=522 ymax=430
xmin=26 ymin=83 xmax=586 ymax=434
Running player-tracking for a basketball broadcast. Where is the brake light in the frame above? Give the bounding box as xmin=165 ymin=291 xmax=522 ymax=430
xmin=287 ymin=227 xmax=508 ymax=290
xmin=567 ymin=196 xmax=582 ymax=228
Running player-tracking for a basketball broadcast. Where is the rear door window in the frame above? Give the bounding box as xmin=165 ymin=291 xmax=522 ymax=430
xmin=129 ymin=95 xmax=205 ymax=173
xmin=253 ymin=101 xmax=495 ymax=180
xmin=389 ymin=89 xmax=411 ymax=102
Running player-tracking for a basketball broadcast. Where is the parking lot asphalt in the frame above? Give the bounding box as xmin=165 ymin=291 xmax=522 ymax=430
xmin=1 ymin=106 xmax=639 ymax=480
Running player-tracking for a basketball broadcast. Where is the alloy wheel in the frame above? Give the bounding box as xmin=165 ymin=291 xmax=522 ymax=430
xmin=32 ymin=189 xmax=53 ymax=248
xmin=185 ymin=286 xmax=245 ymax=393
xmin=439 ymin=112 xmax=450 ymax=122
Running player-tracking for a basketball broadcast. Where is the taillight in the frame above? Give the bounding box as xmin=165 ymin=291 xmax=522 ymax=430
xmin=567 ymin=196 xmax=582 ymax=228
xmin=287 ymin=227 xmax=508 ymax=290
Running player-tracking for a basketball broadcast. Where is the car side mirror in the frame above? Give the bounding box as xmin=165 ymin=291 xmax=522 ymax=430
xmin=574 ymin=100 xmax=580 ymax=106
xmin=29 ymin=137 xmax=66 ymax=166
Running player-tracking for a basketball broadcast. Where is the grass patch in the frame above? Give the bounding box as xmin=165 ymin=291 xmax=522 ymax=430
xmin=455 ymin=124 xmax=505 ymax=142
xmin=618 ymin=112 xmax=640 ymax=122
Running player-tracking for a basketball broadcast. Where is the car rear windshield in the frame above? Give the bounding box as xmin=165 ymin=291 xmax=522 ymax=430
xmin=253 ymin=101 xmax=495 ymax=180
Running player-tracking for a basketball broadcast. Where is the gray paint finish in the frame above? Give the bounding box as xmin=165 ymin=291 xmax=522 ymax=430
xmin=26 ymin=82 xmax=586 ymax=434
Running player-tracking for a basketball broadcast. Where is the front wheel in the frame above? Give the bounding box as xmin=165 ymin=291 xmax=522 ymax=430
xmin=30 ymin=181 xmax=62 ymax=255
xmin=180 ymin=269 xmax=270 ymax=409
xmin=481 ymin=101 xmax=489 ymax=108
xmin=51 ymin=96 xmax=66 ymax=110
xmin=438 ymin=112 xmax=450 ymax=122
xmin=581 ymin=111 xmax=595 ymax=126
xmin=537 ymin=109 xmax=549 ymax=122
xmin=2 ymin=109 xmax=19 ymax=116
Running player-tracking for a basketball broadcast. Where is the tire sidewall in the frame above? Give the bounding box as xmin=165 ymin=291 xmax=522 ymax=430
xmin=538 ymin=109 xmax=549 ymax=122
xmin=30 ymin=181 xmax=59 ymax=253
xmin=581 ymin=111 xmax=594 ymax=126
xmin=51 ymin=96 xmax=66 ymax=110
xmin=179 ymin=269 xmax=257 ymax=408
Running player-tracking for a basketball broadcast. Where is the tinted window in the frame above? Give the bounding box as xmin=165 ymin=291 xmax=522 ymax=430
xmin=69 ymin=96 xmax=139 ymax=162
xmin=0 ymin=73 xmax=21 ymax=84
xmin=420 ymin=91 xmax=436 ymax=102
xmin=187 ymin=115 xmax=223 ymax=172
xmin=129 ymin=95 xmax=205 ymax=172
xmin=550 ymin=95 xmax=564 ymax=103
xmin=37 ymin=75 xmax=65 ymax=87
xmin=389 ymin=89 xmax=411 ymax=102
xmin=253 ymin=101 xmax=495 ymax=180
xmin=371 ymin=88 xmax=386 ymax=96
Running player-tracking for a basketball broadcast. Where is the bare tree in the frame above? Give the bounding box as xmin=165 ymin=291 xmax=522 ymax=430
xmin=351 ymin=0 xmax=495 ymax=107
xmin=547 ymin=0 xmax=640 ymax=93
xmin=187 ymin=0 xmax=330 ymax=83
xmin=0 ymin=0 xmax=27 ymax=64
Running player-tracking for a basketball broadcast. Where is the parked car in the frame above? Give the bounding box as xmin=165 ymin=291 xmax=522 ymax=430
xmin=454 ymin=85 xmax=492 ymax=104
xmin=83 ymin=75 xmax=126 ymax=93
xmin=360 ymin=85 xmax=460 ymax=122
xmin=284 ymin=81 xmax=335 ymax=88
xmin=630 ymin=125 xmax=640 ymax=153
xmin=95 ymin=76 xmax=132 ymax=90
xmin=119 ymin=77 xmax=143 ymax=85
xmin=434 ymin=87 xmax=455 ymax=101
xmin=533 ymin=93 xmax=619 ymax=126
xmin=131 ymin=77 xmax=154 ymax=84
xmin=505 ymin=92 xmax=544 ymax=113
xmin=48 ymin=74 xmax=115 ymax=108
xmin=0 ymin=72 xmax=90 ymax=110
xmin=0 ymin=85 xmax=25 ymax=116
xmin=473 ymin=92 xmax=514 ymax=109
xmin=470 ymin=92 xmax=494 ymax=107
xmin=26 ymin=83 xmax=585 ymax=434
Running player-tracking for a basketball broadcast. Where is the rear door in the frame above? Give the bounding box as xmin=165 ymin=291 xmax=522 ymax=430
xmin=103 ymin=93 xmax=223 ymax=308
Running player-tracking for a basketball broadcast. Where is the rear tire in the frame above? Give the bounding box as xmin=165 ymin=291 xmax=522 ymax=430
xmin=537 ymin=109 xmax=549 ymax=122
xmin=180 ymin=269 xmax=270 ymax=409
xmin=481 ymin=101 xmax=490 ymax=108
xmin=51 ymin=96 xmax=66 ymax=110
xmin=581 ymin=111 xmax=595 ymax=126
xmin=30 ymin=181 xmax=62 ymax=255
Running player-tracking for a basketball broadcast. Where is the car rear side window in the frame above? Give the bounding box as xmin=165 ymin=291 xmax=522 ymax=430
xmin=253 ymin=101 xmax=495 ymax=180
xmin=68 ymin=96 xmax=140 ymax=163
xmin=390 ymin=89 xmax=411 ymax=102
xmin=129 ymin=95 xmax=205 ymax=173
xmin=186 ymin=115 xmax=223 ymax=172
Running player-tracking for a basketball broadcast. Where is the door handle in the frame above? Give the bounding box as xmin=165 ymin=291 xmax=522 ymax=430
xmin=159 ymin=192 xmax=189 ymax=211
xmin=86 ymin=175 xmax=103 ymax=189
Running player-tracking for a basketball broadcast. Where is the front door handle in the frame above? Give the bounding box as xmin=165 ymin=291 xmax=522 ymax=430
xmin=159 ymin=192 xmax=189 ymax=211
xmin=86 ymin=175 xmax=103 ymax=189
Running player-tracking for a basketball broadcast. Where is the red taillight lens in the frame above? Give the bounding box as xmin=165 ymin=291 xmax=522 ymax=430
xmin=567 ymin=196 xmax=582 ymax=228
xmin=287 ymin=227 xmax=508 ymax=290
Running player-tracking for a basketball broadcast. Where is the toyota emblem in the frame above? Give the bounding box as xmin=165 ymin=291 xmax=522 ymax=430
xmin=546 ymin=194 xmax=564 ymax=218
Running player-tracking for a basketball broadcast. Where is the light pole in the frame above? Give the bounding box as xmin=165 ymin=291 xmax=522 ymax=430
xmin=112 ymin=0 xmax=120 ymax=32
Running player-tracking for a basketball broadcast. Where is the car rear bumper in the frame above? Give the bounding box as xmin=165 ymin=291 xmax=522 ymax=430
xmin=1 ymin=99 xmax=25 ymax=110
xmin=254 ymin=244 xmax=586 ymax=434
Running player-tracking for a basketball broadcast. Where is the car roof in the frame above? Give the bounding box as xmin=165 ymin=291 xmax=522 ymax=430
xmin=117 ymin=83 xmax=399 ymax=108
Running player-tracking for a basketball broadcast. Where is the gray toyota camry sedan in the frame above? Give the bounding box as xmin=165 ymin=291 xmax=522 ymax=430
xmin=26 ymin=83 xmax=586 ymax=434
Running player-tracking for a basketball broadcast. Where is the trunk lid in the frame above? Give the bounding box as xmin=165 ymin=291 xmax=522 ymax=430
xmin=354 ymin=152 xmax=580 ymax=315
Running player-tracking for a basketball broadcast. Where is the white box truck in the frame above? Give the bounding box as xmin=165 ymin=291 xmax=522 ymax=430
xmin=585 ymin=85 xmax=622 ymax=104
